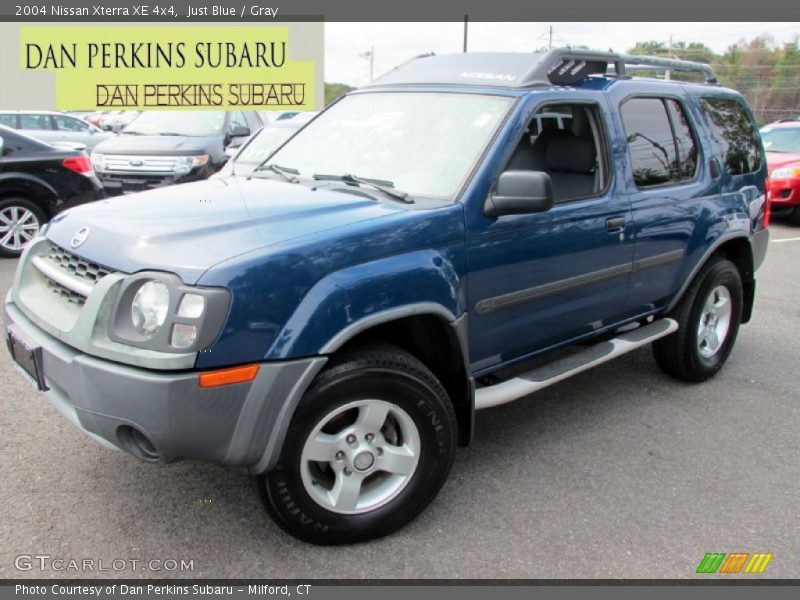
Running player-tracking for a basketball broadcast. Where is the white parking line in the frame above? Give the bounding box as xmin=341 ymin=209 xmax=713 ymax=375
xmin=771 ymin=236 xmax=800 ymax=244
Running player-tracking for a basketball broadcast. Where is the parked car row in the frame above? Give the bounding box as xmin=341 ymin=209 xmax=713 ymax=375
xmin=0 ymin=109 xmax=318 ymax=257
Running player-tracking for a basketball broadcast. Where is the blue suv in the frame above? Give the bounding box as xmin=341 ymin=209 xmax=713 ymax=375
xmin=4 ymin=49 xmax=769 ymax=544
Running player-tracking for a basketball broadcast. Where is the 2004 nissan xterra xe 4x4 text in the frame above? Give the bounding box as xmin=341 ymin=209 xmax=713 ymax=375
xmin=4 ymin=49 xmax=770 ymax=545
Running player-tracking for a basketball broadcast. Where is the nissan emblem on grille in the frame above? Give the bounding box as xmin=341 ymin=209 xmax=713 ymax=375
xmin=70 ymin=227 xmax=90 ymax=249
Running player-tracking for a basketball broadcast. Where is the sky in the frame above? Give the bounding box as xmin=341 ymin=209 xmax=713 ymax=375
xmin=325 ymin=22 xmax=800 ymax=86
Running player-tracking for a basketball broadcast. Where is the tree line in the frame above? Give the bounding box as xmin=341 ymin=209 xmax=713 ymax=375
xmin=628 ymin=36 xmax=800 ymax=125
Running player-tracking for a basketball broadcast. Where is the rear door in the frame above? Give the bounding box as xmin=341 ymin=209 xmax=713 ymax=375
xmin=611 ymin=91 xmax=717 ymax=313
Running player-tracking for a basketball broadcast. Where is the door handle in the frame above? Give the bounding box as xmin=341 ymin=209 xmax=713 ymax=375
xmin=709 ymin=157 xmax=721 ymax=180
xmin=606 ymin=217 xmax=626 ymax=232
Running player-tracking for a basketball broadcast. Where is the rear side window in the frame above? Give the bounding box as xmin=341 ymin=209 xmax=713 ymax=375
xmin=0 ymin=114 xmax=16 ymax=128
xmin=620 ymin=97 xmax=699 ymax=187
xmin=699 ymin=97 xmax=762 ymax=175
xmin=19 ymin=114 xmax=53 ymax=130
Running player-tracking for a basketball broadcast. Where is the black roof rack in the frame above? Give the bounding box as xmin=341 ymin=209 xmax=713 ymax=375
xmin=366 ymin=47 xmax=717 ymax=89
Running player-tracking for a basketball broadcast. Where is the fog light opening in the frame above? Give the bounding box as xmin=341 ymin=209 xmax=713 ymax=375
xmin=117 ymin=425 xmax=162 ymax=463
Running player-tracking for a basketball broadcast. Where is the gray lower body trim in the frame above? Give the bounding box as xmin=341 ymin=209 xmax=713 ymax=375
xmin=4 ymin=299 xmax=324 ymax=469
xmin=475 ymin=250 xmax=683 ymax=316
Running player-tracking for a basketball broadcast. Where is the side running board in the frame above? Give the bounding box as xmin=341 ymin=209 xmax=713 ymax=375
xmin=474 ymin=318 xmax=678 ymax=410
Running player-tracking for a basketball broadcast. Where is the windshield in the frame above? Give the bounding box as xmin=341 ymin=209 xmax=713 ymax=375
xmin=265 ymin=92 xmax=514 ymax=199
xmin=236 ymin=126 xmax=299 ymax=164
xmin=123 ymin=111 xmax=227 ymax=136
xmin=760 ymin=127 xmax=800 ymax=153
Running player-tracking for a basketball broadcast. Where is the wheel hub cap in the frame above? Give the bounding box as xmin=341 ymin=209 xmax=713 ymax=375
xmin=353 ymin=451 xmax=375 ymax=472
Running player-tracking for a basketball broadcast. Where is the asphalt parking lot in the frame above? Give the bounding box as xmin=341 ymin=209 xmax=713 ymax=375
xmin=1 ymin=222 xmax=798 ymax=580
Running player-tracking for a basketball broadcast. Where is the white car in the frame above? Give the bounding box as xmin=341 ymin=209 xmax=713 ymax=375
xmin=0 ymin=111 xmax=112 ymax=150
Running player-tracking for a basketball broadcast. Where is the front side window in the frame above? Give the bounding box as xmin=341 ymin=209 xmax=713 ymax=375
xmin=621 ymin=97 xmax=699 ymax=187
xmin=265 ymin=92 xmax=515 ymax=199
xmin=54 ymin=115 xmax=90 ymax=132
xmin=700 ymin=97 xmax=762 ymax=175
xmin=229 ymin=111 xmax=248 ymax=132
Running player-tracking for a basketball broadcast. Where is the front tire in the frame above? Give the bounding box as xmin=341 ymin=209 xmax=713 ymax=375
xmin=789 ymin=206 xmax=800 ymax=226
xmin=0 ymin=198 xmax=45 ymax=258
xmin=653 ymin=258 xmax=743 ymax=382
xmin=256 ymin=343 xmax=457 ymax=545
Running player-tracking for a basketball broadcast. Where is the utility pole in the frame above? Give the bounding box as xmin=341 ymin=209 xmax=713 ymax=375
xmin=359 ymin=46 xmax=374 ymax=81
xmin=463 ymin=15 xmax=468 ymax=53
xmin=548 ymin=25 xmax=553 ymax=50
xmin=665 ymin=34 xmax=672 ymax=80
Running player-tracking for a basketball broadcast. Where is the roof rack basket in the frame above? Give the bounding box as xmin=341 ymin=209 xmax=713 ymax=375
xmin=532 ymin=48 xmax=717 ymax=86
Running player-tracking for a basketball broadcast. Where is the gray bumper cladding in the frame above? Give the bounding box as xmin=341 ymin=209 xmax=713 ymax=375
xmin=3 ymin=299 xmax=326 ymax=471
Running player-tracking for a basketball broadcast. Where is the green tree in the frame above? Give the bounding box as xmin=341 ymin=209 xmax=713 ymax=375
xmin=324 ymin=82 xmax=355 ymax=106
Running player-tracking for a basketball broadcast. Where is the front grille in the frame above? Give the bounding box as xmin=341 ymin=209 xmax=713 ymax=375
xmin=47 ymin=243 xmax=113 ymax=284
xmin=103 ymin=155 xmax=177 ymax=174
xmin=40 ymin=243 xmax=116 ymax=307
xmin=46 ymin=280 xmax=86 ymax=306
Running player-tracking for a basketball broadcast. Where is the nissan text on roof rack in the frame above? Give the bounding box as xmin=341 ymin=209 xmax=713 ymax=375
xmin=4 ymin=48 xmax=769 ymax=544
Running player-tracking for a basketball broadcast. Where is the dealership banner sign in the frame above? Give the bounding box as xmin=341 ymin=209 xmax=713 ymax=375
xmin=19 ymin=26 xmax=316 ymax=110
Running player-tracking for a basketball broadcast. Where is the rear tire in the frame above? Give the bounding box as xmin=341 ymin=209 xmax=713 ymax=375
xmin=653 ymin=258 xmax=743 ymax=382
xmin=256 ymin=343 xmax=457 ymax=545
xmin=0 ymin=197 xmax=45 ymax=258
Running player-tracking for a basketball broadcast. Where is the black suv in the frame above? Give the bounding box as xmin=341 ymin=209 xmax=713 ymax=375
xmin=91 ymin=110 xmax=263 ymax=194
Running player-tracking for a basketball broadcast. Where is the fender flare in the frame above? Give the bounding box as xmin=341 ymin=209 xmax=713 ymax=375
xmin=666 ymin=232 xmax=753 ymax=313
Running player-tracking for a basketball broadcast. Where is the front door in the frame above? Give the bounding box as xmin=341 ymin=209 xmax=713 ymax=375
xmin=466 ymin=96 xmax=634 ymax=375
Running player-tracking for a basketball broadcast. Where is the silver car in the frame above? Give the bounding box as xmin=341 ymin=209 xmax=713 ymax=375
xmin=0 ymin=111 xmax=112 ymax=150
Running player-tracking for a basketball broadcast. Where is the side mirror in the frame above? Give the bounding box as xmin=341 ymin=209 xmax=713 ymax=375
xmin=231 ymin=125 xmax=251 ymax=138
xmin=224 ymin=146 xmax=238 ymax=159
xmin=484 ymin=170 xmax=554 ymax=218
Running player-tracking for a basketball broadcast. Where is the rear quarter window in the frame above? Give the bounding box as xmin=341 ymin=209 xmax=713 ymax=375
xmin=699 ymin=97 xmax=762 ymax=175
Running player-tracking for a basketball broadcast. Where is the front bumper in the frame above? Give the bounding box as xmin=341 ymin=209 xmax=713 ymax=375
xmin=98 ymin=169 xmax=206 ymax=194
xmin=768 ymin=177 xmax=800 ymax=207
xmin=4 ymin=299 xmax=325 ymax=471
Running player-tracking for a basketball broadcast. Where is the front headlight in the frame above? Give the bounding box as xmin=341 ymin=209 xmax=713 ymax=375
xmin=131 ymin=280 xmax=170 ymax=336
xmin=109 ymin=273 xmax=230 ymax=353
xmin=91 ymin=153 xmax=105 ymax=172
xmin=174 ymin=154 xmax=209 ymax=175
xmin=771 ymin=166 xmax=800 ymax=179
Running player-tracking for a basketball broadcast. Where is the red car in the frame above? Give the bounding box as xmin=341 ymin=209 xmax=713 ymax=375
xmin=761 ymin=120 xmax=800 ymax=225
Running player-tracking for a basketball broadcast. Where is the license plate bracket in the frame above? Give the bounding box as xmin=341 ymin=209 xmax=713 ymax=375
xmin=6 ymin=328 xmax=48 ymax=391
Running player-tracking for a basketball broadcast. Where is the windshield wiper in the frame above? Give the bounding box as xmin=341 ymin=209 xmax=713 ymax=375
xmin=312 ymin=173 xmax=414 ymax=204
xmin=158 ymin=132 xmax=185 ymax=136
xmin=120 ymin=130 xmax=144 ymax=135
xmin=253 ymin=163 xmax=300 ymax=183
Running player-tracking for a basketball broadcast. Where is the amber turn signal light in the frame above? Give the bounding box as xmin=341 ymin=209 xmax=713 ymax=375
xmin=198 ymin=364 xmax=260 ymax=388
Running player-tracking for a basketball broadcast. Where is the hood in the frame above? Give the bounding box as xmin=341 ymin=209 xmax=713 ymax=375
xmin=45 ymin=176 xmax=404 ymax=283
xmin=766 ymin=151 xmax=800 ymax=172
xmin=92 ymin=134 xmax=218 ymax=156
